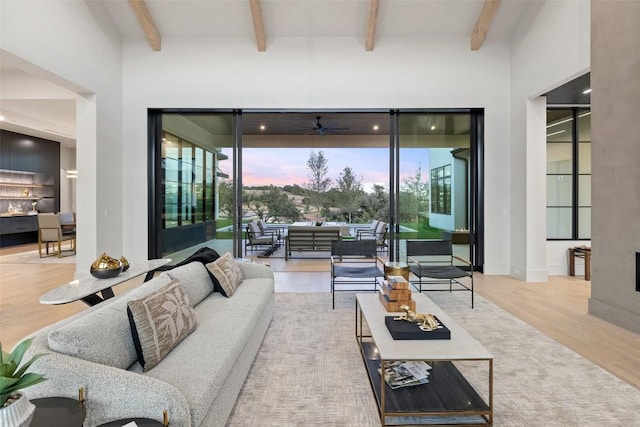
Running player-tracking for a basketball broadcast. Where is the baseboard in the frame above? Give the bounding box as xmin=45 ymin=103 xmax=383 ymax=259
xmin=589 ymin=297 xmax=640 ymax=335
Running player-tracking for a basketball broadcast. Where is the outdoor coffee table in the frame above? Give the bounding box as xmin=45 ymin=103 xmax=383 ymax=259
xmin=355 ymin=293 xmax=493 ymax=426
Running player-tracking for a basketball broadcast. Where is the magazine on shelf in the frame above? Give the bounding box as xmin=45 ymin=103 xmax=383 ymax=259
xmin=378 ymin=360 xmax=432 ymax=389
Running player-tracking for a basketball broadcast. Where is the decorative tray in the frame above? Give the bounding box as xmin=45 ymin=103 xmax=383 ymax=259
xmin=384 ymin=315 xmax=451 ymax=340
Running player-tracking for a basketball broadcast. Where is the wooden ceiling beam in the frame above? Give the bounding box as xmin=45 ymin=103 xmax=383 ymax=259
xmin=471 ymin=0 xmax=501 ymax=51
xmin=365 ymin=0 xmax=380 ymax=52
xmin=129 ymin=0 xmax=161 ymax=51
xmin=249 ymin=0 xmax=267 ymax=52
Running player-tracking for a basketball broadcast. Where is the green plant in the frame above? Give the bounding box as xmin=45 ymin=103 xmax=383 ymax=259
xmin=0 ymin=338 xmax=46 ymax=406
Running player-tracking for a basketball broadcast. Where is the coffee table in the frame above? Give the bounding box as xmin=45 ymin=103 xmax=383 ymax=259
xmin=355 ymin=293 xmax=493 ymax=426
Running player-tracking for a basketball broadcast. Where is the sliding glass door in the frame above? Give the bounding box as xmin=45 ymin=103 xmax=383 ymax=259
xmin=148 ymin=111 xmax=239 ymax=261
xmin=394 ymin=110 xmax=483 ymax=269
xmin=148 ymin=109 xmax=483 ymax=269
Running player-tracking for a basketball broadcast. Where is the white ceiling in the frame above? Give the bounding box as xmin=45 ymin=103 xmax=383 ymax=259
xmin=101 ymin=0 xmax=533 ymax=41
xmin=0 ymin=0 xmax=540 ymax=146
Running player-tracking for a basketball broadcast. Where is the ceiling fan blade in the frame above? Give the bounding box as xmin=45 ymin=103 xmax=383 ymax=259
xmin=320 ymin=121 xmax=339 ymax=129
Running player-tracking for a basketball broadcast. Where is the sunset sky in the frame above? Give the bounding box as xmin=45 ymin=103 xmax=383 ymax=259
xmin=219 ymin=147 xmax=430 ymax=192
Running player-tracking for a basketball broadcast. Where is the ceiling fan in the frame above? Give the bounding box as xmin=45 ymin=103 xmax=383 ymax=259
xmin=297 ymin=116 xmax=350 ymax=136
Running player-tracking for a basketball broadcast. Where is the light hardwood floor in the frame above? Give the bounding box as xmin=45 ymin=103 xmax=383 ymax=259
xmin=1 ymin=244 xmax=639 ymax=391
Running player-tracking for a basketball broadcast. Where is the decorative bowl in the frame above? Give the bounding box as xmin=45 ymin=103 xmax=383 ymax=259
xmin=119 ymin=256 xmax=130 ymax=272
xmin=90 ymin=253 xmax=123 ymax=279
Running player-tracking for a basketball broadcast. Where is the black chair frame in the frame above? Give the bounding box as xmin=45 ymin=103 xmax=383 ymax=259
xmin=244 ymin=223 xmax=280 ymax=254
xmin=330 ymin=239 xmax=384 ymax=309
xmin=406 ymin=239 xmax=474 ymax=308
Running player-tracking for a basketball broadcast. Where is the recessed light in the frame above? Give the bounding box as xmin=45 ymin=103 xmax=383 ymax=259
xmin=373 ymin=125 xmax=379 ymax=131
xmin=583 ymin=88 xmax=591 ymax=94
xmin=430 ymin=125 xmax=436 ymax=130
xmin=260 ymin=125 xmax=266 ymax=131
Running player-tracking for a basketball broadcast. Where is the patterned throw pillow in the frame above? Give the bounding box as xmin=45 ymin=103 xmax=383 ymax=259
xmin=127 ymin=280 xmax=197 ymax=371
xmin=205 ymin=252 xmax=244 ymax=297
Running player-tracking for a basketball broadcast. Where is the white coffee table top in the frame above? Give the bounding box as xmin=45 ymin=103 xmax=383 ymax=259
xmin=40 ymin=259 xmax=171 ymax=305
xmin=356 ymin=293 xmax=493 ymax=361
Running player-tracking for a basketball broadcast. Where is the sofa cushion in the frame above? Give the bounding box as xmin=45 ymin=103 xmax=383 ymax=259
xmin=166 ymin=261 xmax=214 ymax=306
xmin=48 ymin=274 xmax=174 ymax=369
xmin=206 ymin=253 xmax=243 ymax=297
xmin=127 ymin=279 xmax=198 ymax=371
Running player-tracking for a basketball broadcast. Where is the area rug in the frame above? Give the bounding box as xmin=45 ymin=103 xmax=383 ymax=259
xmin=228 ymin=292 xmax=640 ymax=426
xmin=0 ymin=249 xmax=76 ymax=264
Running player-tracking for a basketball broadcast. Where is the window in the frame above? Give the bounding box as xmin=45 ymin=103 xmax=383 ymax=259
xmin=430 ymin=164 xmax=451 ymax=215
xmin=161 ymin=131 xmax=217 ymax=228
xmin=546 ymin=108 xmax=591 ymax=240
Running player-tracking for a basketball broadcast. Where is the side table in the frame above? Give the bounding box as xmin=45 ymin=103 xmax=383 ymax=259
xmin=96 ymin=418 xmax=166 ymax=427
xmin=30 ymin=397 xmax=86 ymax=427
xmin=97 ymin=409 xmax=169 ymax=426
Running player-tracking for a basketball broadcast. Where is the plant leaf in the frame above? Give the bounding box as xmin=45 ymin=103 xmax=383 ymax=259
xmin=0 ymin=361 xmax=17 ymax=377
xmin=7 ymin=338 xmax=33 ymax=366
xmin=14 ymin=353 xmax=46 ymax=378
xmin=0 ymin=376 xmax=20 ymax=392
xmin=3 ymin=373 xmax=46 ymax=395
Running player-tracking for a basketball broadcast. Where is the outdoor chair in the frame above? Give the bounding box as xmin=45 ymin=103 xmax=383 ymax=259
xmin=330 ymin=239 xmax=384 ymax=309
xmin=258 ymin=219 xmax=286 ymax=241
xmin=356 ymin=220 xmax=388 ymax=252
xmin=38 ymin=213 xmax=76 ymax=258
xmin=244 ymin=221 xmax=279 ymax=255
xmin=406 ymin=239 xmax=474 ymax=308
xmin=352 ymin=219 xmax=379 ymax=236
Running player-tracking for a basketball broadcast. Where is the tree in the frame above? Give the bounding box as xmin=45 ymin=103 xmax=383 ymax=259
xmin=360 ymin=183 xmax=388 ymax=222
xmin=243 ymin=190 xmax=267 ymax=220
xmin=262 ymin=186 xmax=300 ymax=222
xmin=335 ymin=167 xmax=364 ymax=223
xmin=304 ymin=150 xmax=332 ymax=219
xmin=218 ymin=179 xmax=235 ymax=218
xmin=401 ymin=164 xmax=429 ymax=223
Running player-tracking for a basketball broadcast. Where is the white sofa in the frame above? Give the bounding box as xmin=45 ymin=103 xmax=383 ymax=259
xmin=22 ymin=261 xmax=274 ymax=426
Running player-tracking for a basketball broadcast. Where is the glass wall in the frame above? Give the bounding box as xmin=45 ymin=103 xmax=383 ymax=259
xmin=397 ymin=112 xmax=475 ymax=264
xmin=546 ymin=108 xmax=591 ymax=240
xmin=151 ymin=113 xmax=235 ymax=261
xmin=149 ymin=110 xmax=483 ymax=269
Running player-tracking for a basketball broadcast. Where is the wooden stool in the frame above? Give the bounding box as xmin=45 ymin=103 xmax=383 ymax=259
xmin=568 ymin=246 xmax=591 ymax=281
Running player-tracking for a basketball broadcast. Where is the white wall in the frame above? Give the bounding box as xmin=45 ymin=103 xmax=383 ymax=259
xmin=122 ymin=36 xmax=513 ymax=268
xmin=510 ymin=0 xmax=591 ymax=281
xmin=0 ymin=0 xmax=123 ymax=273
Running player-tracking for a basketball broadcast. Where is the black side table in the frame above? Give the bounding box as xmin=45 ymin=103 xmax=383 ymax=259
xmin=97 ymin=417 xmax=165 ymax=426
xmin=30 ymin=397 xmax=86 ymax=427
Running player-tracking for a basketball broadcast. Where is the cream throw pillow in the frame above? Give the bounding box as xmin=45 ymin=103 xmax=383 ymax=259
xmin=127 ymin=279 xmax=197 ymax=371
xmin=206 ymin=252 xmax=243 ymax=297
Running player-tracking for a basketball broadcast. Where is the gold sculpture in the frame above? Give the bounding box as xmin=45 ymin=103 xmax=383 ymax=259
xmin=394 ymin=304 xmax=440 ymax=331
xmin=119 ymin=256 xmax=130 ymax=271
xmin=90 ymin=252 xmax=123 ymax=279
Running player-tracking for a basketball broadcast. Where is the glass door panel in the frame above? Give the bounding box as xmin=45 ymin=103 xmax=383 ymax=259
xmin=155 ymin=113 xmax=235 ymax=262
xmin=241 ymin=111 xmax=390 ymax=257
xmin=396 ymin=112 xmax=475 ymax=265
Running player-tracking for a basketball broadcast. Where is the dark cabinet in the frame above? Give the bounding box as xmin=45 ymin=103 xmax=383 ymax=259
xmin=0 ymin=130 xmax=59 ymax=174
